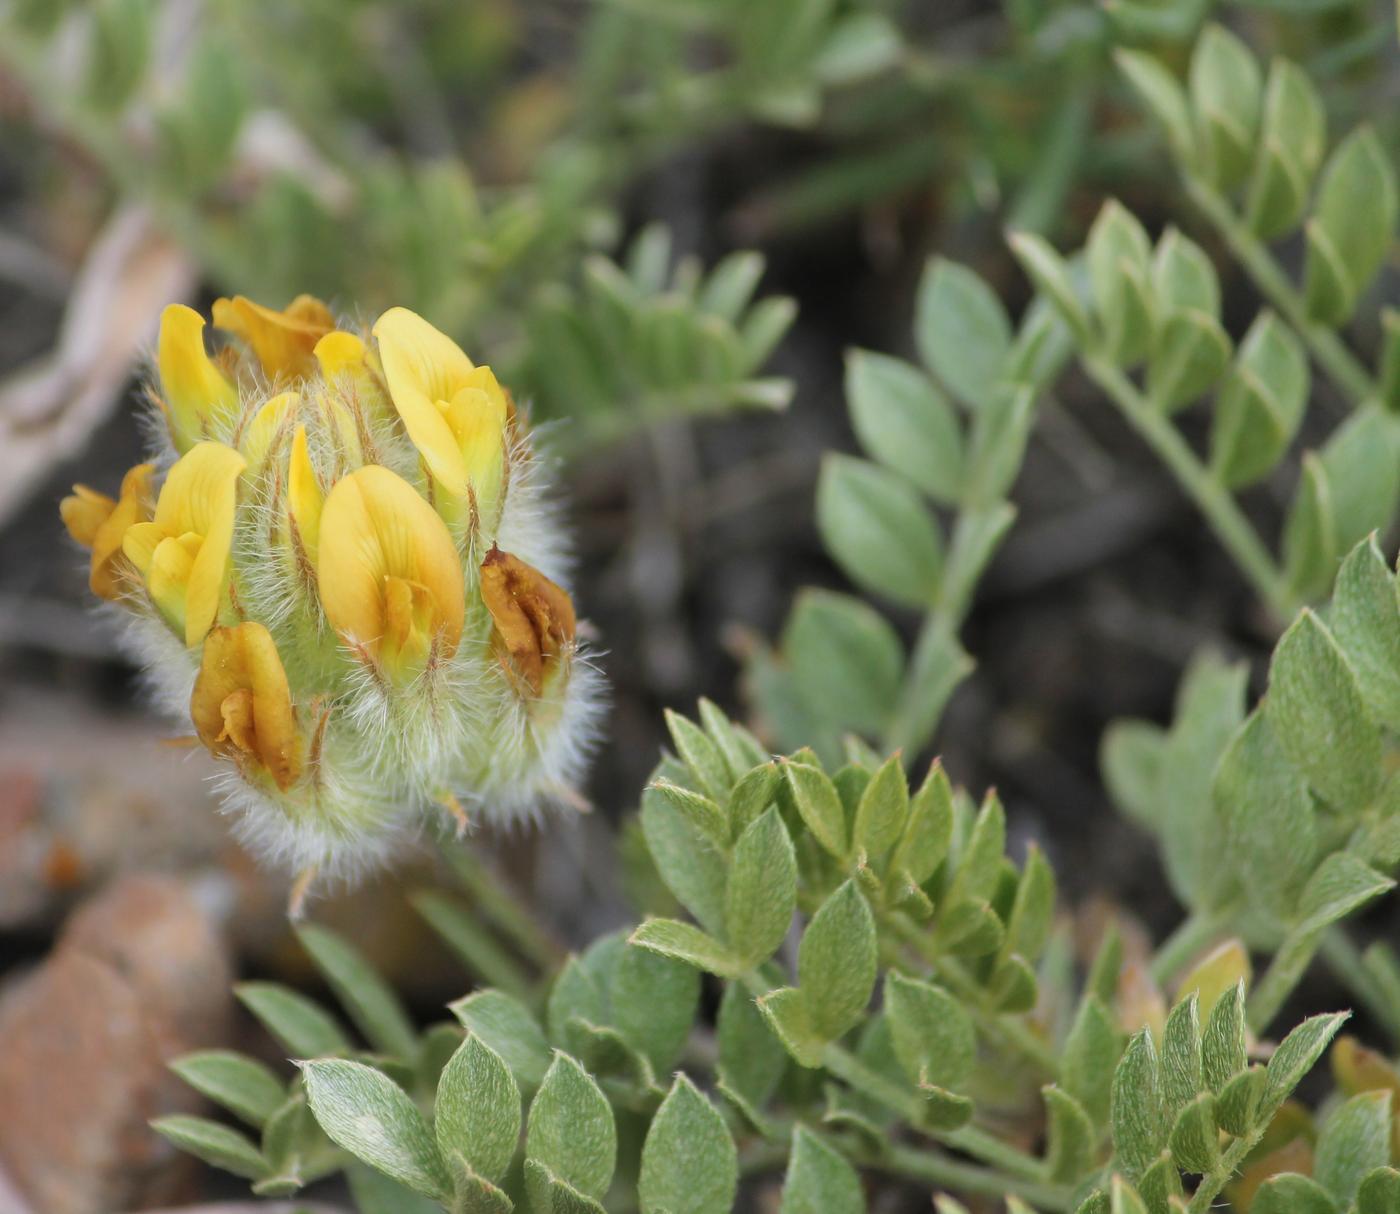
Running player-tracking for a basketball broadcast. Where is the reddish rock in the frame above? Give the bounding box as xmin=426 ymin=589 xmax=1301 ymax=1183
xmin=0 ymin=875 xmax=233 ymax=1214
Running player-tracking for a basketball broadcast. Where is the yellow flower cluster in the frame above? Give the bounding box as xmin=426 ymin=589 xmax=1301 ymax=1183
xmin=62 ymin=295 xmax=600 ymax=889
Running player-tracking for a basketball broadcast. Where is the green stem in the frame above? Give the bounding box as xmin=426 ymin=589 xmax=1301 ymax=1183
xmin=856 ymin=1140 xmax=1073 ymax=1211
xmin=1083 ymin=356 xmax=1297 ymax=623
xmin=736 ymin=971 xmax=1052 ymax=1186
xmin=883 ymin=505 xmax=1015 ymax=756
xmin=883 ymin=912 xmax=1059 ymax=1078
xmin=1149 ymin=907 xmax=1229 ymax=986
xmin=1186 ymin=1127 xmax=1263 ymax=1213
xmin=820 ymin=1045 xmax=1050 ymax=1184
xmin=1182 ymin=176 xmax=1379 ymax=409
xmin=1320 ymin=927 xmax=1400 ymax=1041
xmin=1247 ymin=926 xmax=1321 ymax=1035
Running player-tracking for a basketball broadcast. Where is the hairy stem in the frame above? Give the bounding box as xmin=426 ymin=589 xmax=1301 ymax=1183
xmin=1320 ymin=927 xmax=1400 ymax=1042
xmin=883 ymin=505 xmax=1015 ymax=756
xmin=1183 ymin=176 xmax=1379 ymax=409
xmin=1149 ymin=906 xmax=1230 ymax=986
xmin=1083 ymin=356 xmax=1296 ymax=622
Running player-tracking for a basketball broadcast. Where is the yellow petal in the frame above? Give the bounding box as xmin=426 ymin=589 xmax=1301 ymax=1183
xmin=314 ymin=330 xmax=368 ymax=379
xmin=132 ymin=442 xmax=247 ymax=645
xmin=122 ymin=521 xmax=163 ymax=577
xmin=372 ymin=307 xmax=476 ymax=496
xmin=479 ymin=546 xmax=576 ymax=697
xmin=212 ymin=294 xmax=334 ymax=380
xmin=147 ymin=532 xmax=202 ymax=635
xmin=191 ymin=622 xmax=302 ymax=790
xmin=288 ymin=424 xmax=324 ymax=565
xmin=153 ymin=441 xmax=248 ymax=538
xmin=442 ymin=370 xmax=508 ymax=521
xmin=317 ymin=464 xmax=464 ymax=670
xmin=158 ymin=304 xmax=239 ymax=453
xmin=89 ymin=463 xmax=155 ymax=599
xmin=60 ymin=485 xmax=115 ymax=547
xmin=239 ymin=391 xmax=299 ymax=469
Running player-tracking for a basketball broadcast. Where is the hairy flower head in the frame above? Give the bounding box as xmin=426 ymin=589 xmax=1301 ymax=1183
xmin=61 ymin=297 xmax=602 ymax=889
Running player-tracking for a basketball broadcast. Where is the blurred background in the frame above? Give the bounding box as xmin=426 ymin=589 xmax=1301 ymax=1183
xmin=0 ymin=0 xmax=1394 ymax=1210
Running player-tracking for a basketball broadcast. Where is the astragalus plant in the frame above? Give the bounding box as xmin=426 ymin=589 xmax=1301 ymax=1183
xmin=47 ymin=5 xmax=1400 ymax=1214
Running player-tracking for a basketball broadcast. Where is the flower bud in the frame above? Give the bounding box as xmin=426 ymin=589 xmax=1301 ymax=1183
xmin=61 ymin=297 xmax=602 ymax=890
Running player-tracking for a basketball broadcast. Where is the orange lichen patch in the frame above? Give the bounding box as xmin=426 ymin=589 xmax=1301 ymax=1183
xmin=60 ymin=463 xmax=155 ymax=599
xmin=213 ymin=294 xmax=336 ymax=380
xmin=479 ymin=546 xmax=576 ymax=697
xmin=191 ymin=622 xmax=302 ymax=790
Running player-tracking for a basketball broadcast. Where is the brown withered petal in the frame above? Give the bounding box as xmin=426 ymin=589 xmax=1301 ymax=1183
xmin=479 ymin=546 xmax=576 ymax=697
xmin=191 ymin=622 xmax=302 ymax=790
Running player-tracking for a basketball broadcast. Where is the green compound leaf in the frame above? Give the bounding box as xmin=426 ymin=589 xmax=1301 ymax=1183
xmin=1252 ymin=1173 xmax=1339 ymax=1214
xmin=450 ymin=990 xmax=553 ymax=1090
xmin=640 ymin=781 xmax=729 ymax=937
xmin=726 ymin=807 xmax=798 ymax=969
xmin=235 ymin=982 xmax=352 ymax=1059
xmin=1146 ymin=307 xmax=1231 ymax=413
xmin=1115 ymin=49 xmax=1197 ymax=168
xmin=1304 ymin=127 xmax=1398 ymax=325
xmin=1314 ymin=1090 xmax=1393 ymax=1207
xmin=1153 ymin=228 xmax=1219 ymax=317
xmin=150 ymin=1114 xmax=267 ymax=1181
xmin=717 ymin=980 xmax=788 ymax=1113
xmin=1043 ymin=1085 xmax=1096 ymax=1182
xmin=799 ymin=880 xmax=877 ymax=1041
xmin=1294 ymin=853 xmax=1394 ymax=940
xmin=1110 ymin=1028 xmax=1165 ymax=1178
xmin=612 ymin=942 xmax=701 ymax=1075
xmin=1201 ymin=980 xmax=1247 ymax=1093
xmin=1266 ymin=609 xmax=1380 ymax=813
xmin=1209 ymin=310 xmax=1308 ymax=489
xmin=168 ymin=1050 xmax=285 ymax=1130
xmin=1261 ymin=1011 xmax=1350 ymax=1123
xmin=780 ymin=1125 xmax=865 ymax=1214
xmin=630 ymin=918 xmax=741 ymax=977
xmin=1357 ymin=1168 xmax=1400 ymax=1214
xmin=664 ymin=708 xmax=733 ymax=803
xmin=638 ymin=1074 xmax=738 ymax=1214
xmin=884 ymin=972 xmax=975 ymax=1092
xmin=777 ymin=590 xmax=905 ymax=743
xmin=525 ymin=1054 xmax=616 ymax=1207
xmin=1159 ymin=995 xmax=1202 ymax=1121
xmin=1064 ymin=995 xmax=1123 ymax=1128
xmin=816 ymin=453 xmax=943 ymax=609
xmin=1214 ymin=712 xmax=1316 ymax=919
xmin=434 ymin=1034 xmax=521 ymax=1187
xmin=846 ymin=349 xmax=963 ymax=503
xmin=1331 ymin=538 xmax=1400 ymax=732
xmin=1246 ymin=60 xmax=1326 ymax=239
xmin=1008 ymin=230 xmax=1091 ymax=342
xmin=783 ymin=759 xmax=849 ymax=860
xmin=1188 ymin=23 xmax=1262 ymax=190
xmin=853 ymin=754 xmax=909 ymax=863
xmin=888 ymin=760 xmax=954 ymax=889
xmin=757 ymin=986 xmax=825 ymax=1069
xmin=915 ymin=257 xmax=1013 ymax=408
xmin=301 ymin=1059 xmax=450 ymax=1200
xmin=1169 ymin=1091 xmax=1220 ymax=1174
xmin=1282 ymin=453 xmax=1337 ymax=602
xmin=648 ymin=780 xmax=728 ymax=849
